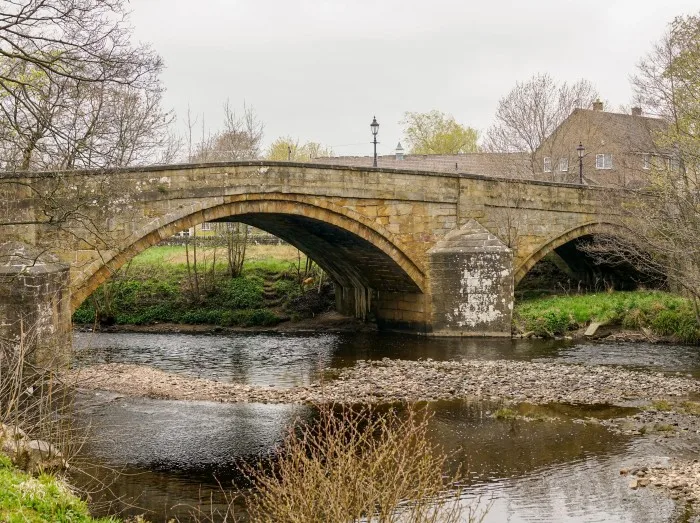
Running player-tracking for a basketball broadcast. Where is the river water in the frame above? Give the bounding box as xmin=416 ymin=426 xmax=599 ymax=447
xmin=71 ymin=331 xmax=700 ymax=522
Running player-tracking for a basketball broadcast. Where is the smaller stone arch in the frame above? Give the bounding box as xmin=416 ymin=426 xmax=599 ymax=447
xmin=514 ymin=221 xmax=627 ymax=285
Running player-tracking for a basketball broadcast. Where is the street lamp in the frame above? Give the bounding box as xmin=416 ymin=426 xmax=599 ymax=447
xmin=577 ymin=142 xmax=585 ymax=184
xmin=370 ymin=116 xmax=379 ymax=167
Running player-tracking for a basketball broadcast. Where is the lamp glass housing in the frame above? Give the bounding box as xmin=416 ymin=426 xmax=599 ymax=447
xmin=370 ymin=117 xmax=379 ymax=136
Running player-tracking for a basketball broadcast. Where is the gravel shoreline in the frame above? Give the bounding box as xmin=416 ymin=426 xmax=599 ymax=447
xmin=624 ymin=460 xmax=700 ymax=512
xmin=65 ymin=358 xmax=700 ymax=405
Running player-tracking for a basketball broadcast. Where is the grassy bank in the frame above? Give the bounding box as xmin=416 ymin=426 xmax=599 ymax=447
xmin=73 ymin=245 xmax=333 ymax=328
xmin=0 ymin=453 xmax=115 ymax=523
xmin=514 ymin=291 xmax=700 ymax=343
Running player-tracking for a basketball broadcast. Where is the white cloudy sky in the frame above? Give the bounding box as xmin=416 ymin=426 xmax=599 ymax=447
xmin=130 ymin=0 xmax=699 ymax=156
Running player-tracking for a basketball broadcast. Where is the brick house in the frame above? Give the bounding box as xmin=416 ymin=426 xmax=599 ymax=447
xmin=532 ymin=101 xmax=668 ymax=186
xmin=312 ymin=102 xmax=670 ymax=186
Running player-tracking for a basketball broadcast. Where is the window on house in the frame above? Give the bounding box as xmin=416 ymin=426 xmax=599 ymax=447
xmin=201 ymin=222 xmax=212 ymax=231
xmin=559 ymin=158 xmax=569 ymax=172
xmin=595 ymin=153 xmax=613 ymax=169
xmin=642 ymin=154 xmax=650 ymax=170
xmin=544 ymin=157 xmax=552 ymax=173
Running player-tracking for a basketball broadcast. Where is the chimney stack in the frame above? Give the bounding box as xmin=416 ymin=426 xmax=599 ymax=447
xmin=592 ymin=100 xmax=604 ymax=111
xmin=631 ymin=106 xmax=642 ymax=116
xmin=395 ymin=142 xmax=404 ymax=160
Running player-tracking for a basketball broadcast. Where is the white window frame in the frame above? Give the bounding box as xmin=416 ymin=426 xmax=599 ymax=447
xmin=595 ymin=153 xmax=613 ymax=170
xmin=642 ymin=154 xmax=650 ymax=170
xmin=543 ymin=157 xmax=552 ymax=173
xmin=559 ymin=157 xmax=568 ymax=172
xmin=200 ymin=222 xmax=212 ymax=231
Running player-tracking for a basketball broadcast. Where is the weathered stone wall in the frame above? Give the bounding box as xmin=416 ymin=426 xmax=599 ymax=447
xmin=2 ymin=161 xmax=625 ymax=339
xmin=428 ymin=221 xmax=513 ymax=336
xmin=0 ymin=243 xmax=72 ymax=367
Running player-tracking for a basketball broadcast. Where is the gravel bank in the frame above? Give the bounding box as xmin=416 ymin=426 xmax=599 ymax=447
xmin=66 ymin=358 xmax=700 ymax=405
xmin=624 ymin=460 xmax=700 ymax=511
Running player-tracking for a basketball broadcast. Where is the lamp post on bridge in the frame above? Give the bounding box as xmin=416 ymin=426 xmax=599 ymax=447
xmin=370 ymin=116 xmax=379 ymax=167
xmin=577 ymin=142 xmax=585 ymax=184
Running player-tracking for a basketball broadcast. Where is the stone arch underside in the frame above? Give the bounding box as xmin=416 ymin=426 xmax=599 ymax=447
xmin=71 ymin=198 xmax=425 ymax=314
xmin=514 ymin=221 xmax=630 ymax=286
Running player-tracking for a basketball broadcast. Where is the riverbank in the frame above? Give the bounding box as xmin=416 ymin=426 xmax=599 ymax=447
xmin=0 ymin=452 xmax=114 ymax=522
xmin=514 ymin=291 xmax=700 ymax=343
xmin=73 ymin=244 xmax=335 ymax=329
xmin=79 ymin=311 xmax=374 ymax=334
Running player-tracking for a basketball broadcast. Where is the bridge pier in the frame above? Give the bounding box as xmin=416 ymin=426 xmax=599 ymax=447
xmin=334 ymin=220 xmax=514 ymax=337
xmin=0 ymin=243 xmax=72 ymax=368
xmin=426 ymin=220 xmax=514 ymax=336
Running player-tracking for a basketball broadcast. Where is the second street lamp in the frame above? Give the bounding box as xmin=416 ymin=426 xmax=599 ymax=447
xmin=370 ymin=116 xmax=379 ymax=167
xmin=577 ymin=142 xmax=585 ymax=184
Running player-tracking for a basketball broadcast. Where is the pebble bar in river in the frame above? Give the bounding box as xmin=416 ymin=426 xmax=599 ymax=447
xmin=67 ymin=358 xmax=700 ymax=405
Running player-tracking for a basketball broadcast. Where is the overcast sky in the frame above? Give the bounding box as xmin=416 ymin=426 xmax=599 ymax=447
xmin=130 ymin=0 xmax=699 ymax=157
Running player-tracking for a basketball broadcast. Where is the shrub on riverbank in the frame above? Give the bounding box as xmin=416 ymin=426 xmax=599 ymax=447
xmin=73 ymin=272 xmax=283 ymax=327
xmin=514 ymin=291 xmax=700 ymax=343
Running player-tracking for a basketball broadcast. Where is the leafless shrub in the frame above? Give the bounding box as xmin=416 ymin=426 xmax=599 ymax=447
xmin=0 ymin=320 xmax=79 ymax=461
xmin=243 ymin=404 xmax=487 ymax=523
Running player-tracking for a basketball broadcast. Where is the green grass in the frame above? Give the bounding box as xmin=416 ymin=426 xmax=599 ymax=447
xmin=681 ymin=401 xmax=700 ymax=416
xmin=72 ymin=246 xmax=323 ymax=327
xmin=514 ymin=290 xmax=700 ymax=343
xmin=493 ymin=408 xmax=517 ymax=420
xmin=0 ymin=454 xmax=116 ymax=523
xmin=648 ymin=400 xmax=673 ymax=412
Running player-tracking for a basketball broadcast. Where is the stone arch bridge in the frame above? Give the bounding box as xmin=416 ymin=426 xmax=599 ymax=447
xmin=0 ymin=161 xmax=626 ymax=357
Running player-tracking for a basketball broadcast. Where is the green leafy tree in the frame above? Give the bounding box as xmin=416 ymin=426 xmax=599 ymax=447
xmin=266 ymin=136 xmax=333 ymax=161
xmin=401 ymin=110 xmax=479 ymax=154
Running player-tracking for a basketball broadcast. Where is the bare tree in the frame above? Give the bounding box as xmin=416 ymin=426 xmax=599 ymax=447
xmin=190 ymin=101 xmax=264 ymax=162
xmin=0 ymin=1 xmax=171 ymax=171
xmin=484 ymin=74 xmax=599 ymax=173
xmin=0 ymin=61 xmax=174 ymax=170
xmin=586 ymin=14 xmax=700 ymax=322
xmin=0 ymin=0 xmax=160 ymax=87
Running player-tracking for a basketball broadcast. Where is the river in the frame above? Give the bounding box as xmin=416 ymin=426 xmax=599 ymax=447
xmin=70 ymin=331 xmax=700 ymax=522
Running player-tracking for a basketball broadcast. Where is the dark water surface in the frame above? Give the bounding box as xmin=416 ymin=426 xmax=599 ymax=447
xmin=72 ymin=331 xmax=700 ymax=522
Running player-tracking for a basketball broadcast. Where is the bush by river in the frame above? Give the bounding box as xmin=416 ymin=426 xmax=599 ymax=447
xmin=514 ymin=290 xmax=700 ymax=343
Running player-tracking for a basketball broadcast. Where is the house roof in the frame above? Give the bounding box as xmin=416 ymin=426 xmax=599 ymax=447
xmin=311 ymin=152 xmax=532 ymax=178
xmin=567 ymin=109 xmax=667 ymax=153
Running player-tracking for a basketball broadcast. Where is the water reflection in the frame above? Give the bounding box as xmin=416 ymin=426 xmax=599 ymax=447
xmin=71 ymin=393 xmax=679 ymax=522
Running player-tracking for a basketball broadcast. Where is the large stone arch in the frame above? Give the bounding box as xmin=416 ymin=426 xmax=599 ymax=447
xmin=514 ymin=221 xmax=627 ymax=285
xmin=71 ymin=194 xmax=425 ymax=312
